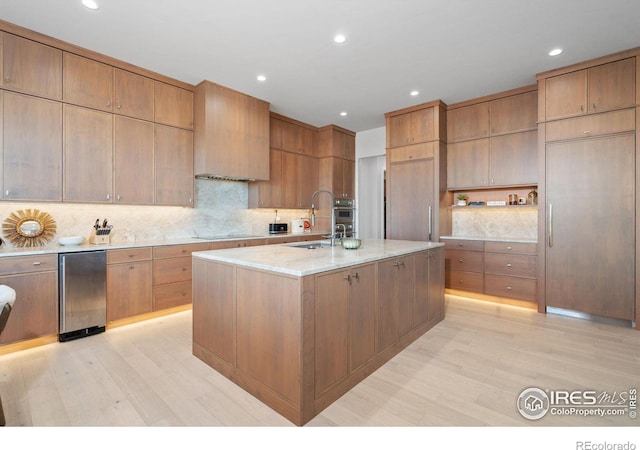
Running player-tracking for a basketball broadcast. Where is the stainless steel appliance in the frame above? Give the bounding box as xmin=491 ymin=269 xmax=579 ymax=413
xmin=335 ymin=198 xmax=356 ymax=238
xmin=268 ymin=223 xmax=288 ymax=234
xmin=59 ymin=250 xmax=107 ymax=342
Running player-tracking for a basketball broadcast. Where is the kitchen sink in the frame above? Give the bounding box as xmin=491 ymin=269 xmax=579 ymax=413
xmin=288 ymin=241 xmax=333 ymax=250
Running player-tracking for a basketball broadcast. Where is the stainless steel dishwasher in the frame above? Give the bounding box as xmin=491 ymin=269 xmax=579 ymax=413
xmin=59 ymin=250 xmax=107 ymax=342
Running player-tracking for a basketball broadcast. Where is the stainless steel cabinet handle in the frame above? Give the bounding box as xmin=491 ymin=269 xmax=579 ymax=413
xmin=506 ymin=263 xmax=512 ymax=267
xmin=343 ymin=274 xmax=351 ymax=284
xmin=106 ymin=193 xmax=110 ymax=200
xmin=428 ymin=206 xmax=433 ymax=241
xmin=506 ymin=246 xmax=512 ymax=250
xmin=548 ymin=203 xmax=553 ymax=247
xmin=33 ymin=261 xmax=41 ymax=266
xmin=506 ymin=286 xmax=513 ymax=291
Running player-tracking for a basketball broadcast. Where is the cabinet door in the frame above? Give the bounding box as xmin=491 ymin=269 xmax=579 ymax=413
xmin=489 ymin=90 xmax=538 ymax=135
xmin=447 ymin=103 xmax=489 ymax=142
xmin=397 ymin=256 xmax=416 ymax=338
xmin=587 ymin=57 xmax=636 ymax=113
xmin=282 ymin=152 xmax=318 ymax=208
xmin=154 ymin=81 xmax=193 ymax=129
xmin=426 ymin=247 xmax=444 ymax=323
xmin=3 ymin=92 xmax=62 ymax=201
xmin=0 ymin=271 xmax=58 ymax=344
xmin=546 ymin=134 xmax=635 ymax=320
xmin=63 ymin=53 xmax=113 ymax=112
xmin=388 ymin=158 xmax=435 ymax=240
xmin=299 ymin=154 xmax=319 ymax=208
xmin=1 ymin=32 xmax=62 ymax=99
xmin=248 ymin=149 xmax=283 ymax=208
xmin=244 ymin=93 xmax=270 ymax=180
xmin=349 ymin=263 xmax=376 ymax=370
xmin=106 ymin=261 xmax=153 ymax=322
xmin=63 ymin=105 xmax=113 ymax=203
xmin=489 ymin=130 xmax=537 ymax=186
xmin=545 ymin=70 xmax=587 ymax=120
xmin=408 ymin=107 xmax=434 ymax=144
xmin=376 ymin=258 xmax=399 ymax=352
xmin=342 ymin=159 xmax=355 ymax=199
xmin=114 ymin=68 xmax=154 ymax=121
xmin=154 ymin=125 xmax=194 ymax=206
xmin=114 ymin=116 xmax=154 ymax=204
xmin=388 ymin=112 xmax=412 ymax=147
xmin=315 ymin=269 xmax=350 ymax=394
xmin=446 ymin=138 xmax=489 ymax=189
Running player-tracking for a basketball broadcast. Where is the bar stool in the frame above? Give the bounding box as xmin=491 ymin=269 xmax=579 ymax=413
xmin=0 ymin=284 xmax=16 ymax=427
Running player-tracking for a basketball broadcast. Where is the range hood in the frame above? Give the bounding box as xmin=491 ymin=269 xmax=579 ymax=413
xmin=195 ymin=174 xmax=256 ymax=182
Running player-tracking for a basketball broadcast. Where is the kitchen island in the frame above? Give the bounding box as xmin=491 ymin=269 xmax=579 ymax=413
xmin=192 ymin=239 xmax=445 ymax=425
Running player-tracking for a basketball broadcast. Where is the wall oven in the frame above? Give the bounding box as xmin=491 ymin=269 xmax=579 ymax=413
xmin=335 ymin=198 xmax=356 ymax=238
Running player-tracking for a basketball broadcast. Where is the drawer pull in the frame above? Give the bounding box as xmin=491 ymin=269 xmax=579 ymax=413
xmin=457 ymin=244 xmax=464 ymax=247
xmin=458 ymin=259 xmax=463 ymax=263
xmin=506 ymin=263 xmax=512 ymax=267
xmin=181 ymin=249 xmax=187 ymax=254
xmin=32 ymin=261 xmax=41 ymax=266
xmin=506 ymin=286 xmax=512 ymax=290
xmin=128 ymin=254 xmax=135 ymax=258
xmin=182 ymin=267 xmax=188 ymax=271
xmin=129 ymin=266 xmax=135 ymax=270
xmin=506 ymin=246 xmax=512 ymax=250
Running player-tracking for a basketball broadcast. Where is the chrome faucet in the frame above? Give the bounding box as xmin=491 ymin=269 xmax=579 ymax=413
xmin=335 ymin=224 xmax=346 ymax=241
xmin=311 ymin=189 xmax=337 ymax=246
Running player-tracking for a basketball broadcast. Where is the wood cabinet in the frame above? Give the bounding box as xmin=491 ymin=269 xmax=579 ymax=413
xmin=385 ymin=100 xmax=446 ymax=241
xmin=0 ymin=255 xmax=58 ymax=345
xmin=282 ymin=152 xmax=319 ymax=208
xmin=270 ymin=114 xmax=318 ymax=155
xmin=2 ymin=91 xmax=62 ymax=201
xmin=114 ymin=68 xmax=154 ymax=121
xmin=63 ymin=52 xmax=113 ymax=113
xmin=318 ymin=157 xmax=354 ymax=200
xmin=152 ymin=243 xmax=209 ymax=311
xmin=317 ymin=125 xmax=355 ymax=160
xmin=63 ymin=104 xmax=113 ymax=203
xmin=543 ymin=57 xmax=635 ymax=121
xmin=106 ymin=248 xmax=153 ymax=322
xmin=154 ymin=125 xmax=194 ymax=206
xmin=154 ymin=81 xmax=193 ymax=130
xmin=1 ymin=32 xmax=62 ymax=100
xmin=387 ymin=106 xmax=435 ymax=147
xmin=114 ymin=116 xmax=154 ymax=204
xmin=444 ymin=239 xmax=484 ymax=294
xmin=377 ymin=255 xmax=413 ymax=351
xmin=415 ymin=247 xmax=445 ymax=327
xmin=315 ymin=263 xmax=376 ymax=394
xmin=194 ymin=81 xmax=269 ymax=180
xmin=447 ymin=86 xmax=538 ymax=189
xmin=248 ymin=149 xmax=283 ymax=208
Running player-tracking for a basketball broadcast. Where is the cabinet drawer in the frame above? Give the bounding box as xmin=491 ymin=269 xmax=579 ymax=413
xmin=153 ymin=243 xmax=210 ymax=259
xmin=442 ymin=239 xmax=484 ymax=252
xmin=153 ymin=280 xmax=192 ymax=310
xmin=107 ymin=247 xmax=152 ymax=264
xmin=153 ymin=256 xmax=192 ymax=285
xmin=445 ymin=249 xmax=484 ymax=272
xmin=0 ymin=254 xmax=57 ymax=275
xmin=484 ymin=274 xmax=537 ymax=302
xmin=484 ymin=253 xmax=536 ymax=278
xmin=445 ymin=270 xmax=484 ymax=293
xmin=387 ymin=142 xmax=435 ymax=162
xmin=484 ymin=241 xmax=537 ymax=255
xmin=545 ymin=108 xmax=635 ymax=142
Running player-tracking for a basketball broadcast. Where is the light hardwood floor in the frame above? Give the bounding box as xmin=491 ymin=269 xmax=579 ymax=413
xmin=1 ymin=294 xmax=638 ymax=428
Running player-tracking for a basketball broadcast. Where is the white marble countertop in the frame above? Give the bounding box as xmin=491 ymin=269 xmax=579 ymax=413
xmin=193 ymin=239 xmax=444 ymax=277
xmin=0 ymin=233 xmax=325 ymax=258
xmin=440 ymin=235 xmax=537 ymax=244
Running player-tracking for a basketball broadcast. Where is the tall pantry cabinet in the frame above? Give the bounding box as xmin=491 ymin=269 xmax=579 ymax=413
xmin=537 ymin=49 xmax=639 ymax=326
xmin=384 ymin=100 xmax=447 ymax=241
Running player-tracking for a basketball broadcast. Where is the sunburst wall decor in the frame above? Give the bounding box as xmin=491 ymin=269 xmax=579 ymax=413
xmin=2 ymin=209 xmax=57 ymax=247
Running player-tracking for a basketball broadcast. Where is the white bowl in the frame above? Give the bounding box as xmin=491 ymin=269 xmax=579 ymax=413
xmin=59 ymin=236 xmax=85 ymax=246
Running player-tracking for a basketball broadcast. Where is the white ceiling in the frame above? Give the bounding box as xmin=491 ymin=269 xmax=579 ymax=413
xmin=1 ymin=0 xmax=639 ymax=132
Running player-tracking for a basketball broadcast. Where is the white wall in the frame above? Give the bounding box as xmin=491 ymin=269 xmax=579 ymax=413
xmin=355 ymin=127 xmax=386 ymax=238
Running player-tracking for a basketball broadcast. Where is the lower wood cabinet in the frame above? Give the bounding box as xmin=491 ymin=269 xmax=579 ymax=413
xmin=0 ymin=254 xmax=58 ymax=345
xmin=106 ymin=248 xmax=153 ymax=322
xmin=444 ymin=239 xmax=484 ymax=293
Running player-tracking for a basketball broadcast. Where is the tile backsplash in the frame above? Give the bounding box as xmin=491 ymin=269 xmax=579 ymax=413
xmin=450 ymin=206 xmax=537 ymax=240
xmin=0 ymin=180 xmax=313 ymax=247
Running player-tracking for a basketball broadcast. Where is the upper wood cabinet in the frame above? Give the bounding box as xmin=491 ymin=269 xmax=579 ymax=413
xmin=114 ymin=116 xmax=154 ymax=204
xmin=447 ymin=102 xmax=489 ymax=143
xmin=154 ymin=124 xmax=194 ymax=207
xmin=194 ymin=81 xmax=270 ymax=180
xmin=319 ymin=157 xmax=354 ymax=199
xmin=63 ymin=52 xmax=113 ymax=112
xmin=63 ymin=104 xmax=113 ymax=203
xmin=282 ymin=152 xmax=318 ymax=208
xmin=155 ymin=81 xmax=194 ymax=129
xmin=114 ymin=68 xmax=154 ymax=121
xmin=489 ymin=89 xmax=538 ymax=135
xmin=248 ymin=149 xmax=283 ymax=208
xmin=387 ymin=106 xmax=435 ymax=148
xmin=270 ymin=114 xmax=318 ymax=155
xmin=1 ymin=32 xmax=62 ymax=100
xmin=317 ymin=125 xmax=356 ymax=160
xmin=543 ymin=57 xmax=635 ymax=121
xmin=2 ymin=91 xmax=62 ymax=201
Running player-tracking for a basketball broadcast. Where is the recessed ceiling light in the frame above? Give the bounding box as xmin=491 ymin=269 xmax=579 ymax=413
xmin=340 ymin=111 xmax=348 ymax=117
xmin=334 ymin=34 xmax=347 ymax=44
xmin=549 ymin=48 xmax=563 ymax=56
xmin=256 ymin=74 xmax=266 ymax=82
xmin=81 ymin=0 xmax=99 ymax=10
xmin=410 ymin=90 xmax=419 ymax=96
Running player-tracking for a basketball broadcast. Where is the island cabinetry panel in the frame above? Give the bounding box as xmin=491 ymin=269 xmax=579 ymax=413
xmin=543 ymin=57 xmax=635 ymax=121
xmin=1 ymin=32 xmax=62 ymax=100
xmin=2 ymin=91 xmax=62 ymax=201
xmin=0 ymin=254 xmax=58 ymax=345
xmin=377 ymin=255 xmax=414 ymax=349
xmin=106 ymin=248 xmax=152 ymax=322
xmin=414 ymin=247 xmax=445 ymax=327
xmin=315 ymin=263 xmax=376 ymax=395
xmin=152 ymin=243 xmax=209 ymax=310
